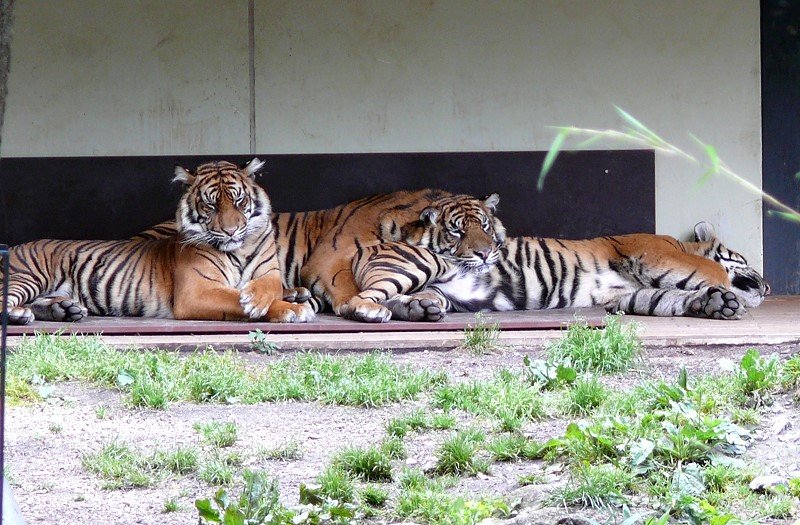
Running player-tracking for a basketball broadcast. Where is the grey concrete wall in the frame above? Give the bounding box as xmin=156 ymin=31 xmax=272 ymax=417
xmin=2 ymin=0 xmax=763 ymax=268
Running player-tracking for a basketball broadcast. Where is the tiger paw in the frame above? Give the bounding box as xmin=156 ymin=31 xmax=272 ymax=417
xmin=30 ymin=296 xmax=88 ymax=322
xmin=8 ymin=306 xmax=34 ymax=325
xmin=339 ymin=297 xmax=392 ymax=323
xmin=687 ymin=286 xmax=744 ymax=320
xmin=384 ymin=294 xmax=445 ymax=322
xmin=283 ymin=287 xmax=312 ymax=303
xmin=267 ymin=301 xmax=316 ymax=323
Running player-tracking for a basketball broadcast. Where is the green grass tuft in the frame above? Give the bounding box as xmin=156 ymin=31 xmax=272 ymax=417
xmin=435 ymin=430 xmax=488 ymax=476
xmin=333 ymin=444 xmax=393 ymax=482
xmin=462 ymin=313 xmax=501 ymax=354
xmin=564 ymin=376 xmax=607 ymax=415
xmin=316 ymin=465 xmax=355 ymax=503
xmin=193 ymin=421 xmax=238 ymax=448
xmin=546 ymin=315 xmax=641 ymax=374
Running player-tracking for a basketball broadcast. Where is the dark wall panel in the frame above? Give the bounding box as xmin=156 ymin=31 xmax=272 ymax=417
xmin=0 ymin=150 xmax=655 ymax=246
xmin=762 ymin=0 xmax=800 ymax=294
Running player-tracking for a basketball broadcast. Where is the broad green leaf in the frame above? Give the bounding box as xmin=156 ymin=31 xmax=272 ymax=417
xmin=195 ymin=499 xmax=222 ymax=522
xmin=116 ymin=370 xmax=134 ymax=387
xmin=222 ymin=507 xmax=245 ymax=525
xmin=629 ymin=438 xmax=655 ymax=466
xmin=538 ymin=129 xmax=569 ymax=191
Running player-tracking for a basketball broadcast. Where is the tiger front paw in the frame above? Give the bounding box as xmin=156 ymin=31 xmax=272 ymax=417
xmin=339 ymin=297 xmax=392 ymax=323
xmin=384 ymin=294 xmax=445 ymax=322
xmin=240 ymin=282 xmax=275 ymax=320
xmin=687 ymin=286 xmax=745 ymax=320
xmin=8 ymin=306 xmax=34 ymax=325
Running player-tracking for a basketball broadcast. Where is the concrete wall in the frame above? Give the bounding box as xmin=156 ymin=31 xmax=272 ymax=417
xmin=3 ymin=0 xmax=763 ymax=268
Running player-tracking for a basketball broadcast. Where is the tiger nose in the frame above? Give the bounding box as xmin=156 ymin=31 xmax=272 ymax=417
xmin=222 ymin=225 xmax=238 ymax=236
xmin=476 ymin=248 xmax=491 ymax=261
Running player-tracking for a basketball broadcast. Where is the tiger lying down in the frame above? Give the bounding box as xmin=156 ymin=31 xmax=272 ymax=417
xmin=3 ymin=159 xmax=315 ymax=325
xmin=350 ymin=217 xmax=770 ymax=322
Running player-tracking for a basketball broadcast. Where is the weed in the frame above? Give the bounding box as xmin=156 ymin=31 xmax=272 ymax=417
xmin=334 ymin=444 xmax=393 ymax=482
xmin=48 ymin=422 xmax=62 ymax=433
xmin=82 ymin=442 xmax=154 ymax=489
xmin=361 ymin=485 xmax=389 ymax=507
xmin=518 ymin=473 xmax=545 ymax=486
xmin=736 ymin=349 xmax=780 ymax=403
xmin=257 ymin=440 xmax=302 ymax=461
xmin=199 ymin=457 xmax=234 ymax=486
xmin=431 ymin=412 xmax=457 ymax=430
xmin=730 ymin=407 xmax=760 ymax=426
xmin=316 ymin=465 xmax=355 ymax=502
xmin=564 ymin=375 xmax=607 ymax=415
xmin=386 ymin=417 xmax=409 ymax=438
xmin=782 ymin=354 xmax=800 ymax=389
xmin=487 ymin=434 xmax=543 ymax=462
xmin=546 ymin=315 xmax=640 ymax=374
xmin=381 ymin=436 xmax=407 ymax=460
xmin=163 ymin=496 xmax=180 ymax=513
xmin=94 ymin=405 xmax=108 ymax=420
xmin=757 ymin=493 xmax=796 ymax=518
xmin=523 ymin=356 xmax=577 ymax=390
xmin=249 ymin=329 xmax=279 ymax=354
xmin=557 ymin=463 xmax=633 ymax=509
xmin=196 ymin=471 xmax=295 ymax=524
xmin=435 ymin=430 xmax=488 ymax=476
xmin=462 ymin=313 xmax=500 ymax=354
xmin=152 ymin=446 xmax=199 ymax=475
xmin=194 ymin=421 xmax=238 ymax=448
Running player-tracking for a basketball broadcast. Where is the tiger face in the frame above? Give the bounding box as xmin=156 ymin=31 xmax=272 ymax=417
xmin=173 ymin=159 xmax=271 ymax=252
xmin=402 ymin=193 xmax=507 ymax=273
xmin=693 ymin=222 xmax=770 ymax=308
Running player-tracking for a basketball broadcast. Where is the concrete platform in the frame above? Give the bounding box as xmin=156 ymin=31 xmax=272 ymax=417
xmin=5 ymin=296 xmax=800 ymax=351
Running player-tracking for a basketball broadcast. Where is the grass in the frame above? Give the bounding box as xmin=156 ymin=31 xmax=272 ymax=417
xmin=563 ymin=375 xmax=607 ymax=415
xmin=361 ymin=485 xmax=389 ymax=507
xmin=387 ymin=409 xmax=457 ymax=438
xmin=316 ymin=465 xmax=355 ymax=502
xmin=518 ymin=473 xmax=545 ymax=486
xmin=8 ymin=334 xmax=446 ymax=408
xmin=152 ymin=446 xmax=199 ymax=475
xmin=461 ymin=313 xmax=501 ymax=354
xmin=82 ymin=442 xmax=155 ymax=489
xmin=199 ymin=457 xmax=234 ymax=486
xmin=194 ymin=421 xmax=238 ymax=448
xmin=163 ymin=496 xmax=180 ymax=513
xmin=434 ymin=430 xmax=488 ymax=476
xmin=546 ymin=315 xmax=640 ymax=374
xmin=333 ymin=444 xmax=393 ymax=482
xmin=556 ymin=463 xmax=634 ymax=509
xmin=257 ymin=440 xmax=302 ymax=461
xmin=434 ymin=369 xmax=544 ymax=429
xmin=487 ymin=434 xmax=544 ymax=462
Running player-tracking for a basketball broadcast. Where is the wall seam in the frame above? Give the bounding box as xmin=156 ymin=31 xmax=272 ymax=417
xmin=248 ymin=0 xmax=256 ymax=154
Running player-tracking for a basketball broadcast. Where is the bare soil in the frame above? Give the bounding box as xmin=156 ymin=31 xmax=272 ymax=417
xmin=6 ymin=342 xmax=800 ymax=525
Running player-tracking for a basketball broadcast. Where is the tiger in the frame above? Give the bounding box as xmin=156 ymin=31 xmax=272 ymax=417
xmin=350 ymin=221 xmax=770 ymax=320
xmin=134 ymin=189 xmax=507 ymax=323
xmin=3 ymin=159 xmax=314 ymax=325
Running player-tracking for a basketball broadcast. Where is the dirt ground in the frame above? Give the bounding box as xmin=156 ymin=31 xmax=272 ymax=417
xmin=6 ymin=342 xmax=800 ymax=525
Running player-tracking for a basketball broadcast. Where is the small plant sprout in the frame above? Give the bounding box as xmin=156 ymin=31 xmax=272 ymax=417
xmin=249 ymin=329 xmax=278 ymax=354
xmin=94 ymin=404 xmax=108 ymax=420
xmin=163 ymin=496 xmax=180 ymax=513
xmin=258 ymin=440 xmax=302 ymax=461
xmin=462 ymin=313 xmax=501 ymax=354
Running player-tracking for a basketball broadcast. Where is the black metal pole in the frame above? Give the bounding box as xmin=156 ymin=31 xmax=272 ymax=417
xmin=1 ymin=243 xmax=9 ymax=520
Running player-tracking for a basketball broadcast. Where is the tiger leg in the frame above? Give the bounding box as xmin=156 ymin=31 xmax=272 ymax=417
xmin=242 ymin=273 xmax=315 ymax=323
xmin=4 ymin=243 xmax=58 ymax=325
xmin=28 ymin=294 xmax=89 ymax=322
xmin=301 ymin=251 xmax=391 ymax=323
xmin=609 ymin=286 xmax=745 ymax=319
xmin=618 ymin=251 xmax=731 ymax=290
xmin=346 ymin=243 xmax=448 ymax=323
xmin=283 ymin=287 xmax=312 ymax=303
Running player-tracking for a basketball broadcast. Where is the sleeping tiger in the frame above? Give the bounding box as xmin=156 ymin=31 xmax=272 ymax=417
xmin=136 ymin=189 xmax=506 ymax=323
xmin=3 ymin=159 xmax=314 ymax=324
xmin=350 ymin=221 xmax=770 ymax=320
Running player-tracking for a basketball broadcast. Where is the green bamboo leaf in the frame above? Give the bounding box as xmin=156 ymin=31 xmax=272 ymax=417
xmin=538 ymin=129 xmax=569 ymax=191
xmin=614 ymin=106 xmax=665 ymax=146
xmin=767 ymin=210 xmax=800 ymax=224
xmin=795 ymin=171 xmax=800 ymax=181
xmin=575 ymin=134 xmax=606 ymax=149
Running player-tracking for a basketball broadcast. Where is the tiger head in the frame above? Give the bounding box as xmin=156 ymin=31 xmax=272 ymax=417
xmin=694 ymin=221 xmax=770 ymax=307
xmin=401 ymin=193 xmax=507 ymax=273
xmin=173 ymin=158 xmax=271 ymax=252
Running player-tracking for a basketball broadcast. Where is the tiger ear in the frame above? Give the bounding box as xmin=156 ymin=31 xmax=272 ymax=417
xmin=420 ymin=207 xmax=439 ymax=225
xmin=482 ymin=193 xmax=500 ymax=212
xmin=244 ymin=158 xmax=266 ymax=177
xmin=694 ymin=221 xmax=716 ymax=242
xmin=172 ymin=166 xmax=195 ymax=186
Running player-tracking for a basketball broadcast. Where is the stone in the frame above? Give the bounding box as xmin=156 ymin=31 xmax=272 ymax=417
xmin=749 ymin=474 xmax=789 ymax=493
